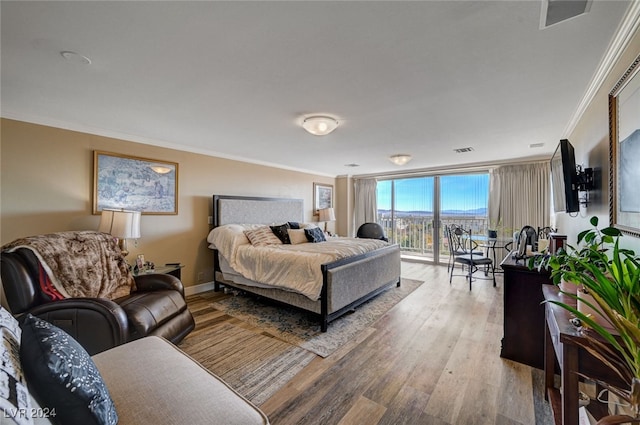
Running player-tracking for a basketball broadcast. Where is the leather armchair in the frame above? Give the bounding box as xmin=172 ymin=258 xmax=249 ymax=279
xmin=356 ymin=222 xmax=389 ymax=242
xmin=1 ymin=246 xmax=195 ymax=355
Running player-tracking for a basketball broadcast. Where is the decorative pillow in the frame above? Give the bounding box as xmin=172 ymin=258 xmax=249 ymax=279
xmin=304 ymin=227 xmax=326 ymax=243
xmin=1 ymin=307 xmax=34 ymax=425
xmin=20 ymin=314 xmax=118 ymax=425
xmin=244 ymin=226 xmax=283 ymax=246
xmin=287 ymin=221 xmax=301 ymax=229
xmin=287 ymin=229 xmax=309 ymax=245
xmin=270 ymin=223 xmax=291 ymax=244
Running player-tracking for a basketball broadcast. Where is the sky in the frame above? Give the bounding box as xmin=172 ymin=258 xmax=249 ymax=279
xmin=377 ymin=173 xmax=489 ymax=212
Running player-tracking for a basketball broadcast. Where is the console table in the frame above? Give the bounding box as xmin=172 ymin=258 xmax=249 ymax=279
xmin=543 ymin=285 xmax=625 ymax=425
xmin=500 ymin=254 xmax=552 ymax=369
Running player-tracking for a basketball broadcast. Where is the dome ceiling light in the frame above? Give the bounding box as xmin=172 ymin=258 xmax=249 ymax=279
xmin=301 ymin=115 xmax=339 ymax=136
xmin=389 ymin=154 xmax=412 ymax=166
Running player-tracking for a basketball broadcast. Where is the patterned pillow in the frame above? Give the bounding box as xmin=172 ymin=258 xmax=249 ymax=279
xmin=270 ymin=223 xmax=291 ymax=244
xmin=20 ymin=314 xmax=118 ymax=425
xmin=287 ymin=222 xmax=301 ymax=229
xmin=287 ymin=229 xmax=309 ymax=245
xmin=244 ymin=226 xmax=283 ymax=246
xmin=1 ymin=307 xmax=35 ymax=425
xmin=304 ymin=227 xmax=327 ymax=243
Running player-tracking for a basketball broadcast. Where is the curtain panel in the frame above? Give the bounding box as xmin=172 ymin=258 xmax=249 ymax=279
xmin=354 ymin=178 xmax=378 ymax=231
xmin=489 ymin=161 xmax=550 ymax=239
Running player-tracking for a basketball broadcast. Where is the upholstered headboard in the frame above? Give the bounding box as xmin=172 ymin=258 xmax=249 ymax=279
xmin=212 ymin=195 xmax=304 ymax=227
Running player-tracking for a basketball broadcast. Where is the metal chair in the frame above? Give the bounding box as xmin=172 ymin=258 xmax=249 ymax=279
xmin=356 ymin=222 xmax=389 ymax=242
xmin=444 ymin=224 xmax=482 ymax=273
xmin=447 ymin=227 xmax=496 ymax=290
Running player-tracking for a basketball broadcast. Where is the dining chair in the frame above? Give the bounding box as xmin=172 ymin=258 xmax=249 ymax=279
xmin=445 ymin=224 xmax=481 ymax=273
xmin=448 ymin=227 xmax=496 ymax=291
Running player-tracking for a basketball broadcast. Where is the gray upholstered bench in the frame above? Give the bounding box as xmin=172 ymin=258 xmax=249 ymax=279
xmin=91 ymin=336 xmax=269 ymax=425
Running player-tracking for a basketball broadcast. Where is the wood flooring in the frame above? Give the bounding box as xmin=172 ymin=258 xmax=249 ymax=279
xmin=187 ymin=262 xmax=551 ymax=425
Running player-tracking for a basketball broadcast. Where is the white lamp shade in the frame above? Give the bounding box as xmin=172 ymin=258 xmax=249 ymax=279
xmin=302 ymin=116 xmax=339 ymax=136
xmin=98 ymin=209 xmax=141 ymax=239
xmin=318 ymin=207 xmax=336 ymax=222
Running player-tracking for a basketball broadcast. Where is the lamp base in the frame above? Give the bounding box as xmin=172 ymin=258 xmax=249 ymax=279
xmin=118 ymin=238 xmax=130 ymax=258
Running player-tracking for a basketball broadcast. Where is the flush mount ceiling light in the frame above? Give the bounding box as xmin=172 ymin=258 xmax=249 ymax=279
xmin=60 ymin=50 xmax=92 ymax=65
xmin=301 ymin=116 xmax=339 ymax=136
xmin=389 ymin=154 xmax=412 ymax=166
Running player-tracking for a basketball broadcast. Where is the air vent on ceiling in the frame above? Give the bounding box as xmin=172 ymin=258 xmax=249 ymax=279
xmin=453 ymin=147 xmax=474 ymax=153
xmin=540 ymin=0 xmax=592 ymax=29
xmin=344 ymin=163 xmax=360 ymax=168
xmin=529 ymin=143 xmax=545 ymax=148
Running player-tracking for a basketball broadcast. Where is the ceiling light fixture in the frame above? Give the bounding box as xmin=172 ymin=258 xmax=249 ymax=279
xmin=301 ymin=116 xmax=339 ymax=136
xmin=60 ymin=50 xmax=92 ymax=65
xmin=389 ymin=154 xmax=412 ymax=166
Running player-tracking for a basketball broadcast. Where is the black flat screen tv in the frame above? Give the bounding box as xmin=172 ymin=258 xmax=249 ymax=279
xmin=550 ymin=139 xmax=579 ymax=213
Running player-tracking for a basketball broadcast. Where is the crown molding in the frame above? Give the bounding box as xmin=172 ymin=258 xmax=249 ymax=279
xmin=563 ymin=0 xmax=640 ymax=137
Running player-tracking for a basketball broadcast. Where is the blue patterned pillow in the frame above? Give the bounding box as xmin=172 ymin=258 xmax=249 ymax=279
xmin=287 ymin=221 xmax=301 ymax=229
xmin=20 ymin=314 xmax=118 ymax=425
xmin=304 ymin=227 xmax=326 ymax=243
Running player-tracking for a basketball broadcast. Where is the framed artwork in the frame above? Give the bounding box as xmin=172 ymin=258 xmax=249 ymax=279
xmin=93 ymin=151 xmax=178 ymax=215
xmin=609 ymin=54 xmax=640 ymax=237
xmin=313 ymin=182 xmax=333 ymax=215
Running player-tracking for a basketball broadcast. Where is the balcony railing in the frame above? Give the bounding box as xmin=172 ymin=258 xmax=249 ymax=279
xmin=378 ymin=214 xmax=490 ymax=257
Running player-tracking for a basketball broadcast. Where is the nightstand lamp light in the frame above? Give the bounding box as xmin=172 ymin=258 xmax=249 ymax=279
xmin=98 ymin=209 xmax=141 ymax=257
xmin=318 ymin=207 xmax=336 ymax=233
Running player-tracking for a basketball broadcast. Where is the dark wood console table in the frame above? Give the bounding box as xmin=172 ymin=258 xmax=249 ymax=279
xmin=543 ymin=285 xmax=625 ymax=425
xmin=500 ymin=254 xmax=553 ymax=369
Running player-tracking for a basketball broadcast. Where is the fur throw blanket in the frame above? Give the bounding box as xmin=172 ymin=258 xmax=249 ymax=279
xmin=2 ymin=231 xmax=134 ymax=300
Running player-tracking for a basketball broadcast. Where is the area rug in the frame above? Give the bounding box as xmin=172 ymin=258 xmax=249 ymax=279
xmin=211 ymin=278 xmax=424 ymax=357
xmin=179 ymin=322 xmax=316 ymax=405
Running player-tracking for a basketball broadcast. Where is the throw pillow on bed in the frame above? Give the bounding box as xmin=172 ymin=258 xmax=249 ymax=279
xmin=244 ymin=226 xmax=283 ymax=246
xmin=304 ymin=227 xmax=326 ymax=243
xmin=270 ymin=223 xmax=291 ymax=244
xmin=20 ymin=314 xmax=118 ymax=425
xmin=287 ymin=229 xmax=309 ymax=244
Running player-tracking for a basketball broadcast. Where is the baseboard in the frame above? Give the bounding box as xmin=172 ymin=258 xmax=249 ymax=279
xmin=185 ymin=281 xmax=216 ymax=296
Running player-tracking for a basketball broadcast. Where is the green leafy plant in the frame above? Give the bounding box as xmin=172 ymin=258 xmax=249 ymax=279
xmin=529 ymin=217 xmax=629 ymax=284
xmin=540 ymin=217 xmax=640 ymax=423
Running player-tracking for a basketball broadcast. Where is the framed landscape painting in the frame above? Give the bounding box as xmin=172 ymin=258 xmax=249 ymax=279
xmin=609 ymin=54 xmax=640 ymax=237
xmin=313 ymin=182 xmax=333 ymax=215
xmin=93 ymin=151 xmax=178 ymax=215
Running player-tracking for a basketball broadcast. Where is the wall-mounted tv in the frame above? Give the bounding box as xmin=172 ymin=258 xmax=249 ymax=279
xmin=551 ymin=139 xmax=579 ymax=213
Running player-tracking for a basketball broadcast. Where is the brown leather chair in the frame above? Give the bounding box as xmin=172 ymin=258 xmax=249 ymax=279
xmin=1 ymin=240 xmax=195 ymax=355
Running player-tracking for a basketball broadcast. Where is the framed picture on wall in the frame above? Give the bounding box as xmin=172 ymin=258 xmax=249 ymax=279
xmin=93 ymin=151 xmax=179 ymax=215
xmin=609 ymin=54 xmax=640 ymax=237
xmin=313 ymin=182 xmax=333 ymax=215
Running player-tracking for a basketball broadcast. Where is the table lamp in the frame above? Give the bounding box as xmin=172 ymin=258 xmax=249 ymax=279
xmin=318 ymin=207 xmax=336 ymax=233
xmin=98 ymin=209 xmax=141 ymax=257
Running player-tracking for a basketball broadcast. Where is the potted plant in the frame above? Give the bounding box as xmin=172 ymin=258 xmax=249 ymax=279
xmin=536 ymin=217 xmax=640 ymax=424
xmin=530 ymin=217 xmax=625 ymax=294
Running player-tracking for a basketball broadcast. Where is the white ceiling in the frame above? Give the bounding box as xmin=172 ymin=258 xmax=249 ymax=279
xmin=0 ymin=1 xmax=633 ymax=177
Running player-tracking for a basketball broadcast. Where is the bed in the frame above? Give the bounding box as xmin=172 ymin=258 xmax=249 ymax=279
xmin=207 ymin=195 xmax=401 ymax=331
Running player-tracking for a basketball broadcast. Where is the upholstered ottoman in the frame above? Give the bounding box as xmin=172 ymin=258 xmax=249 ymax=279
xmin=92 ymin=336 xmax=270 ymax=425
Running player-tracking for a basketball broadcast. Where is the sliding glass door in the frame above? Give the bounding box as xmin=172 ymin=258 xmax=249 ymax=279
xmin=377 ymin=172 xmax=489 ymax=264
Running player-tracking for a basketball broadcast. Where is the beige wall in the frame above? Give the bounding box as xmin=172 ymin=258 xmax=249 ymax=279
xmin=558 ymin=29 xmax=640 ymax=253
xmin=0 ymin=119 xmax=336 ymax=290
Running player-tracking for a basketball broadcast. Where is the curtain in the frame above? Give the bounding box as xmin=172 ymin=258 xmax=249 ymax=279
xmin=489 ymin=162 xmax=550 ymax=240
xmin=354 ymin=178 xmax=378 ymax=231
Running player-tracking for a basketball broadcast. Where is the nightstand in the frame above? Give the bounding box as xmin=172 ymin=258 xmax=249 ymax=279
xmin=132 ymin=264 xmax=184 ymax=280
